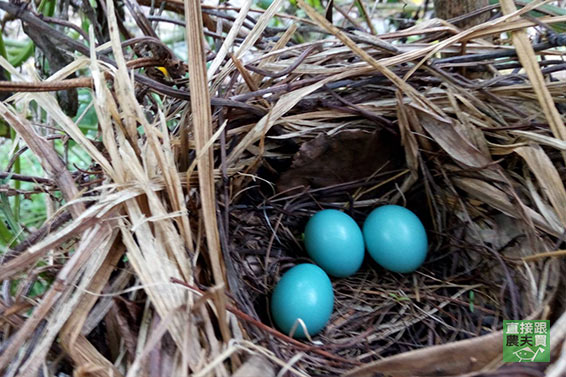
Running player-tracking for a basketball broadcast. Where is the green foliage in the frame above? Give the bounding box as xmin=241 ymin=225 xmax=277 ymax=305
xmin=28 ymin=279 xmax=49 ymax=298
xmin=6 ymin=0 xmax=57 ymax=68
xmin=8 ymin=42 xmax=34 ymax=68
xmin=0 ymin=32 xmax=11 ymax=81
xmin=11 ymin=128 xmax=21 ymax=224
xmin=0 ymin=215 xmax=15 ymax=246
xmin=288 ymin=0 xmax=323 ymax=8
xmin=388 ymin=292 xmax=411 ymax=302
xmin=0 ymin=191 xmax=23 ymax=244
xmin=0 ymin=141 xmax=48 ymax=249
xmin=256 ymin=0 xmax=275 ymax=10
xmin=489 ymin=0 xmax=566 ymax=32
xmin=74 ymin=89 xmax=99 ymax=133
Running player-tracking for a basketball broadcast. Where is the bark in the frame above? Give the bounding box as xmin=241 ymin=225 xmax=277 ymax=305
xmin=433 ymin=0 xmax=490 ymax=29
xmin=433 ymin=0 xmax=493 ymax=77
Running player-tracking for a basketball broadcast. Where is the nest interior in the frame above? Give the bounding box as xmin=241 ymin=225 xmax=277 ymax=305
xmin=1 ymin=1 xmax=566 ymax=376
xmin=227 ymin=80 xmax=563 ymax=375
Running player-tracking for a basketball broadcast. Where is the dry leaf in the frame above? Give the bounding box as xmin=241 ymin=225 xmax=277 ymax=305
xmin=277 ymin=130 xmax=403 ymax=192
xmin=344 ymin=331 xmax=501 ymax=377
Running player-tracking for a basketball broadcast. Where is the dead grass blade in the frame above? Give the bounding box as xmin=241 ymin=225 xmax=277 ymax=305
xmin=0 ymin=223 xmax=114 ymax=374
xmin=500 ymin=0 xmax=566 ymax=147
xmin=14 ymin=229 xmax=118 ymax=376
xmin=59 ymin=240 xmax=125 ymax=376
xmin=183 ymin=0 xmax=225 ymax=289
xmin=207 ymin=0 xmax=253 ymax=79
xmin=296 ymin=0 xmax=441 ymax=115
xmin=0 ymin=102 xmax=84 ymax=218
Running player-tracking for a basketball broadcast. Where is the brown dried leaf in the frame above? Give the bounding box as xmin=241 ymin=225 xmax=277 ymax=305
xmin=111 ymin=299 xmax=139 ymax=363
xmin=453 ymin=177 xmax=563 ymax=237
xmin=514 ymin=145 xmax=566 ymax=228
xmin=416 ymin=107 xmax=492 ymax=168
xmin=277 ymin=130 xmax=402 ymax=192
xmin=344 ymin=331 xmax=501 ymax=377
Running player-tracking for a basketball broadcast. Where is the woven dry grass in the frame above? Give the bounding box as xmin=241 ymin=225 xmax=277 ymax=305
xmin=1 ymin=0 xmax=566 ymax=376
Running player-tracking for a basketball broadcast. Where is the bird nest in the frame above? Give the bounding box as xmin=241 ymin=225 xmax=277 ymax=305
xmin=1 ymin=1 xmax=566 ymax=376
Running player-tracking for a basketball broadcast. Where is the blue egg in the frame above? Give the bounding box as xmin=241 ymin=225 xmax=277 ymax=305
xmin=270 ymin=264 xmax=334 ymax=338
xmin=363 ymin=205 xmax=428 ymax=273
xmin=304 ymin=209 xmax=365 ymax=277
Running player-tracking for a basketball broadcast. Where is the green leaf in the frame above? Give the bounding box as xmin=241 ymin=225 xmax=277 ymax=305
xmin=9 ymin=41 xmax=34 ymax=68
xmin=0 ymin=192 xmax=23 ymax=243
xmin=73 ymin=89 xmax=99 ymax=132
xmin=489 ymin=0 xmax=566 ymax=32
xmin=0 ymin=32 xmax=11 ymax=80
xmin=0 ymin=217 xmax=15 ymax=247
xmin=256 ymin=0 xmax=274 ymax=9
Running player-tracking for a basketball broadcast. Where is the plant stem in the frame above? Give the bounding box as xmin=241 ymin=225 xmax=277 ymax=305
xmin=0 ymin=33 xmax=10 ymax=80
xmin=8 ymin=0 xmax=57 ymax=68
xmin=10 ymin=129 xmax=21 ymax=223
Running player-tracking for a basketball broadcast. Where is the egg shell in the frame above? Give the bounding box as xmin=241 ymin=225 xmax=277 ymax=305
xmin=363 ymin=205 xmax=428 ymax=273
xmin=304 ymin=209 xmax=365 ymax=277
xmin=270 ymin=264 xmax=334 ymax=338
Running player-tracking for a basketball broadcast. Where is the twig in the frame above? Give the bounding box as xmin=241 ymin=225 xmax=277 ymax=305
xmin=0 ymin=171 xmax=54 ymax=185
xmin=40 ymin=14 xmax=89 ymax=41
xmin=170 ymin=277 xmax=361 ymax=366
xmin=0 ymin=77 xmax=94 ymax=92
xmin=244 ymin=45 xmax=321 ymax=78
xmin=432 ymin=41 xmax=554 ymax=65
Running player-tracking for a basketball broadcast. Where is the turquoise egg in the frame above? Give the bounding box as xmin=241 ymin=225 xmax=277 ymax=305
xmin=363 ymin=205 xmax=428 ymax=273
xmin=304 ymin=209 xmax=365 ymax=277
xmin=270 ymin=264 xmax=334 ymax=338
